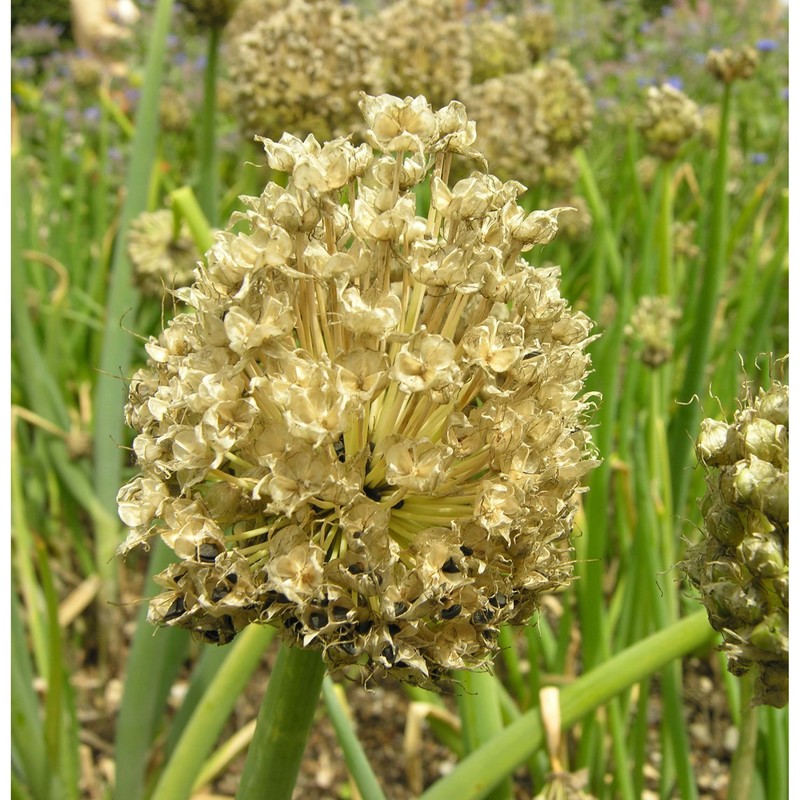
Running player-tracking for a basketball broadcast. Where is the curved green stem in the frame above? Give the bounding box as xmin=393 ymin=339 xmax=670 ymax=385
xmin=151 ymin=625 xmax=276 ymax=800
xmin=236 ymin=643 xmax=326 ymax=800
xmin=419 ymin=610 xmax=715 ymax=800
xmin=198 ymin=26 xmax=220 ymax=226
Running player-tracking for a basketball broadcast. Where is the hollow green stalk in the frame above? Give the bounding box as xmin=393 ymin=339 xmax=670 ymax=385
xmin=728 ymin=670 xmax=758 ymax=800
xmin=198 ymin=26 xmax=221 ymax=226
xmin=151 ymin=625 xmax=276 ymax=800
xmin=322 ymin=678 xmax=387 ymax=800
xmin=668 ymin=84 xmax=732 ymax=515
xmin=92 ymin=0 xmax=175 ymax=595
xmin=419 ymin=611 xmax=715 ymax=800
xmin=236 ymin=643 xmax=326 ymax=800
xmin=456 ymin=669 xmax=512 ymax=800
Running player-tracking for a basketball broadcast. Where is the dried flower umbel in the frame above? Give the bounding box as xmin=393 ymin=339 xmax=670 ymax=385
xmin=127 ymin=210 xmax=200 ymax=297
xmin=226 ymin=0 xmax=381 ymax=142
xmin=682 ymin=374 xmax=788 ymax=707
xmin=462 ymin=60 xmax=592 ymax=190
xmin=706 ymin=46 xmax=759 ymax=84
xmin=624 ymin=296 xmax=681 ymax=369
xmin=118 ymin=93 xmax=599 ymax=686
xmin=375 ymin=0 xmax=470 ymax=109
xmin=637 ymin=84 xmax=701 ymax=161
xmin=466 ymin=13 xmax=529 ymax=85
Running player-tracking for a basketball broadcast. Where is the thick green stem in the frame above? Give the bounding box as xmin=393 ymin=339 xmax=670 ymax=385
xmin=668 ymin=84 xmax=732 ymax=515
xmin=728 ymin=671 xmax=758 ymax=800
xmin=419 ymin=611 xmax=714 ymax=800
xmin=198 ymin=26 xmax=221 ymax=226
xmin=236 ymin=643 xmax=326 ymax=800
xmin=151 ymin=625 xmax=276 ymax=800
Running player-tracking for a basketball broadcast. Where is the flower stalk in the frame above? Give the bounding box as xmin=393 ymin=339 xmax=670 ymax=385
xmin=236 ymin=643 xmax=326 ymax=800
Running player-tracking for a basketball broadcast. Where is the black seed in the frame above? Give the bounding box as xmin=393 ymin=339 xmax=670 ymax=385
xmin=347 ymin=563 xmax=364 ymax=575
xmin=201 ymin=629 xmax=220 ymax=643
xmin=355 ymin=619 xmax=373 ymax=634
xmin=352 ymin=530 xmax=363 ymax=539
xmin=441 ymin=557 xmax=460 ymax=574
xmin=274 ymin=592 xmax=290 ymax=604
xmin=394 ymin=602 xmax=408 ymax=617
xmin=489 ymin=593 xmax=508 ymax=609
xmin=284 ymin=616 xmax=299 ymax=629
xmin=460 ymin=545 xmax=473 ymax=556
xmin=471 ymin=610 xmax=490 ymax=626
xmin=382 ymin=645 xmax=396 ymax=664
xmin=332 ymin=605 xmax=349 ymax=621
xmin=482 ymin=628 xmax=498 ymax=640
xmin=388 ymin=623 xmax=401 ymax=635
xmin=211 ymin=585 xmax=230 ymax=603
xmin=441 ymin=604 xmax=462 ymax=620
xmin=164 ymin=596 xmax=186 ymax=621
xmin=309 ymin=612 xmax=327 ymax=630
xmin=173 ymin=571 xmax=187 ymax=583
xmin=395 ymin=660 xmax=408 ymax=669
xmin=224 ymin=572 xmax=239 ymax=585
xmin=339 ymin=641 xmax=357 ymax=656
xmin=197 ymin=543 xmax=221 ymax=563
xmin=364 ymin=485 xmax=382 ymax=502
xmin=392 ymin=499 xmax=405 ymax=509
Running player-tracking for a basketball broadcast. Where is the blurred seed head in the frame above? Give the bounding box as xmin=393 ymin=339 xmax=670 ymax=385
xmin=461 ymin=60 xmax=592 ymax=191
xmin=226 ymin=0 xmax=382 ymax=142
xmin=624 ymin=296 xmax=681 ymax=368
xmin=467 ymin=13 xmax=529 ymax=84
xmin=118 ymin=92 xmax=600 ymax=688
xmin=181 ymin=0 xmax=240 ymax=30
xmin=374 ymin=0 xmax=471 ymax=109
xmin=637 ymin=84 xmax=701 ymax=161
xmin=515 ymin=5 xmax=557 ymax=64
xmin=127 ymin=209 xmax=200 ymax=297
xmin=683 ymin=367 xmax=789 ymax=707
xmin=706 ymin=46 xmax=759 ymax=84
xmin=159 ymin=86 xmax=192 ymax=133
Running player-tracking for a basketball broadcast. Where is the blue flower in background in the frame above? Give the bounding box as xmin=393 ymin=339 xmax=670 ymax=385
xmin=749 ymin=152 xmax=768 ymax=165
xmin=666 ymin=76 xmax=683 ymax=90
xmin=755 ymin=39 xmax=778 ymax=52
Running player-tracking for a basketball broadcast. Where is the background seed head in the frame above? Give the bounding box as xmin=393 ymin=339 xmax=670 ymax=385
xmin=683 ymin=370 xmax=788 ymax=707
xmin=638 ymin=84 xmax=701 ymax=161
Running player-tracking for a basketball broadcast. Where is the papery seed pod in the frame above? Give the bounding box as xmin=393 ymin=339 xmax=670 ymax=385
xmin=682 ymin=367 xmax=789 ymax=707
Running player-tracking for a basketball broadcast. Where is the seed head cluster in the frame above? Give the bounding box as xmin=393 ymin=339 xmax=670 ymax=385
xmin=683 ymin=374 xmax=788 ymax=707
xmin=461 ymin=60 xmax=593 ymax=190
xmin=118 ymin=93 xmax=599 ymax=687
xmin=706 ymin=46 xmax=759 ymax=84
xmin=637 ymin=84 xmax=701 ymax=161
xmin=624 ymin=296 xmax=681 ymax=369
xmin=226 ymin=0 xmax=381 ymax=142
xmin=127 ymin=210 xmax=200 ymax=298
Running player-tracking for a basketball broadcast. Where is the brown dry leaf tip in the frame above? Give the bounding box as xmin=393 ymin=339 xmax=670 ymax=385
xmin=682 ymin=367 xmax=788 ymax=707
xmin=118 ymin=92 xmax=600 ymax=689
xmin=706 ymin=46 xmax=759 ymax=84
xmin=624 ymin=296 xmax=681 ymax=369
xmin=460 ymin=59 xmax=592 ymax=191
xmin=226 ymin=0 xmax=382 ymax=143
xmin=637 ymin=84 xmax=701 ymax=161
xmin=127 ymin=210 xmax=201 ymax=298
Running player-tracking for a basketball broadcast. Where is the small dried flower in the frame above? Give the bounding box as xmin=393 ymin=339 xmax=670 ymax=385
xmin=706 ymin=46 xmax=759 ymax=84
xmin=683 ymin=369 xmax=788 ymax=707
xmin=375 ymin=0 xmax=470 ymax=109
xmin=226 ymin=0 xmax=382 ymax=142
xmin=624 ymin=296 xmax=680 ymax=368
xmin=637 ymin=84 xmax=701 ymax=161
xmin=118 ymin=93 xmax=599 ymax=687
xmin=127 ymin=210 xmax=200 ymax=297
